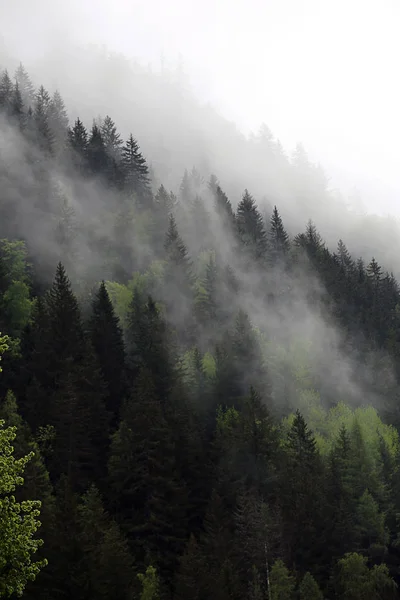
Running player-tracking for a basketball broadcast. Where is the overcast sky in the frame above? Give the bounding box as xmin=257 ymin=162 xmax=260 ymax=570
xmin=1 ymin=0 xmax=400 ymax=212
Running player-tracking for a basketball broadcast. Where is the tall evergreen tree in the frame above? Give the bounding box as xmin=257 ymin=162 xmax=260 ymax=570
xmin=268 ymin=205 xmax=290 ymax=264
xmin=108 ymin=368 xmax=188 ymax=583
xmin=236 ymin=190 xmax=268 ymax=263
xmin=15 ymin=63 xmax=35 ymax=107
xmin=121 ymin=134 xmax=151 ymax=204
xmin=89 ymin=281 xmax=126 ymax=425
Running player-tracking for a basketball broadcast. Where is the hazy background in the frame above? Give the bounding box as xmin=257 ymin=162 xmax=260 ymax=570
xmin=1 ymin=0 xmax=399 ymax=215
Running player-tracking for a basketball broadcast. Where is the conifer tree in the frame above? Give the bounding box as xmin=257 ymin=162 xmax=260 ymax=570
xmin=108 ymin=368 xmax=188 ymax=582
xmin=48 ymin=90 xmax=68 ymax=155
xmin=54 ymin=192 xmax=78 ymax=273
xmin=299 ymin=571 xmax=323 ymax=600
xmin=101 ymin=115 xmax=123 ymax=158
xmin=127 ymin=293 xmax=175 ymax=402
xmin=268 ymin=205 xmax=290 ymax=264
xmin=210 ymin=181 xmax=236 ymax=232
xmin=236 ymin=190 xmax=268 ymax=263
xmin=68 ymin=118 xmax=88 ymax=172
xmin=33 ymin=86 xmax=54 ymax=155
xmin=76 ymin=485 xmax=135 ymax=599
xmin=87 ymin=124 xmax=109 ymax=176
xmin=89 ymin=281 xmax=126 ymax=425
xmin=10 ymin=82 xmax=25 ymax=128
xmin=15 ymin=63 xmax=35 ymax=107
xmin=121 ymin=133 xmax=151 ymax=204
xmin=230 ymin=310 xmax=271 ymax=403
xmin=0 ymin=70 xmax=13 ymax=113
xmin=179 ymin=169 xmax=193 ymax=204
xmin=279 ymin=411 xmax=325 ymax=570
xmin=163 ymin=215 xmax=194 ymax=334
xmin=174 ymin=534 xmax=208 ymax=600
xmin=269 ymin=560 xmax=295 ymax=600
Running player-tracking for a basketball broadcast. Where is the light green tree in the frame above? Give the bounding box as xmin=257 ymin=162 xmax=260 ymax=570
xmin=270 ymin=559 xmax=295 ymax=600
xmin=0 ymin=332 xmax=47 ymax=597
xmin=299 ymin=571 xmax=323 ymax=600
xmin=335 ymin=552 xmax=397 ymax=599
xmin=0 ymin=420 xmax=47 ymax=597
xmin=138 ymin=565 xmax=160 ymax=600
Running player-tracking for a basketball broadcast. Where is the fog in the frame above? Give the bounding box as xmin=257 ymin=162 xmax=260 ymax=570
xmin=0 ymin=0 xmax=399 ymax=421
xmin=2 ymin=0 xmax=400 ymax=215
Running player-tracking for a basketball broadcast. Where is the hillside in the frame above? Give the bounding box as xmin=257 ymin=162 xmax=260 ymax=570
xmin=0 ymin=59 xmax=400 ymax=598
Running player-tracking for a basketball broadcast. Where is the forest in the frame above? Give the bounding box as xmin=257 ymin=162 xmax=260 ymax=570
xmin=1 ymin=58 xmax=400 ymax=599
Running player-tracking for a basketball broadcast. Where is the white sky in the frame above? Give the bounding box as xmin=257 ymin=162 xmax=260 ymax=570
xmin=1 ymin=0 xmax=400 ymax=212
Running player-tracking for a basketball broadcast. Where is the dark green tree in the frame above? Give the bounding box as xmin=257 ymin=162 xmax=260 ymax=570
xmin=88 ymin=281 xmax=126 ymax=425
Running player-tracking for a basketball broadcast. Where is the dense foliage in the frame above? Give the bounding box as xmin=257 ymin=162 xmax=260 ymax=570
xmin=1 ymin=62 xmax=400 ymax=599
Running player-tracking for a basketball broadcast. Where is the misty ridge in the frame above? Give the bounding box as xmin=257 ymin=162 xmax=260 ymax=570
xmin=0 ymin=45 xmax=397 ymax=422
xmin=4 ymin=32 xmax=400 ymax=600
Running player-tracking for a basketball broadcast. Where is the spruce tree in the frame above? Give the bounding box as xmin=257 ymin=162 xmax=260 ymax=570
xmin=89 ymin=281 xmax=126 ymax=425
xmin=68 ymin=118 xmax=88 ymax=172
xmin=15 ymin=63 xmax=35 ymax=108
xmin=48 ymin=90 xmax=68 ymax=155
xmin=33 ymin=86 xmax=54 ymax=155
xmin=121 ymin=133 xmax=151 ymax=204
xmin=236 ymin=190 xmax=268 ymax=263
xmin=108 ymin=368 xmax=188 ymax=582
xmin=0 ymin=70 xmax=13 ymax=113
xmin=279 ymin=411 xmax=325 ymax=571
xmin=76 ymin=485 xmax=135 ymax=600
xmin=268 ymin=205 xmax=290 ymax=264
xmin=101 ymin=115 xmax=123 ymax=158
xmin=87 ymin=124 xmax=109 ymax=176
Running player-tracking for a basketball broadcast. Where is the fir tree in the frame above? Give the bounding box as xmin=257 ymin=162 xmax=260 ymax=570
xmin=108 ymin=368 xmax=188 ymax=582
xmin=121 ymin=133 xmax=151 ymax=204
xmin=236 ymin=190 xmax=268 ymax=263
xmin=87 ymin=124 xmax=109 ymax=176
xmin=68 ymin=118 xmax=88 ymax=172
xmin=15 ymin=63 xmax=35 ymax=107
xmin=0 ymin=70 xmax=13 ymax=113
xmin=101 ymin=115 xmax=123 ymax=158
xmin=268 ymin=205 xmax=290 ymax=264
xmin=89 ymin=281 xmax=126 ymax=425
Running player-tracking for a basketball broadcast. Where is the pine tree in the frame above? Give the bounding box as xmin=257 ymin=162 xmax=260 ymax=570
xmin=0 ymin=70 xmax=13 ymax=113
xmin=269 ymin=560 xmax=295 ymax=600
xmin=68 ymin=118 xmax=88 ymax=172
xmin=48 ymin=90 xmax=68 ymax=155
xmin=101 ymin=115 xmax=123 ymax=158
xmin=279 ymin=411 xmax=325 ymax=571
xmin=211 ymin=182 xmax=235 ymax=231
xmin=163 ymin=215 xmax=194 ymax=336
xmin=108 ymin=368 xmax=188 ymax=582
xmin=10 ymin=82 xmax=25 ymax=127
xmin=174 ymin=534 xmax=208 ymax=600
xmin=236 ymin=190 xmax=268 ymax=263
xmin=336 ymin=239 xmax=354 ymax=274
xmin=230 ymin=310 xmax=271 ymax=403
xmin=152 ymin=185 xmax=174 ymax=255
xmin=53 ymin=191 xmax=78 ymax=272
xmin=268 ymin=206 xmax=290 ymax=264
xmin=77 ymin=485 xmax=135 ymax=600
xmin=127 ymin=293 xmax=175 ymax=403
xmin=33 ymin=86 xmax=54 ymax=155
xmin=89 ymin=281 xmax=126 ymax=425
xmin=179 ymin=169 xmax=193 ymax=204
xmin=121 ymin=133 xmax=151 ymax=204
xmin=87 ymin=124 xmax=109 ymax=175
xmin=232 ymin=488 xmax=269 ymax=596
xmin=299 ymin=571 xmax=323 ymax=600
xmin=15 ymin=63 xmax=35 ymax=108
